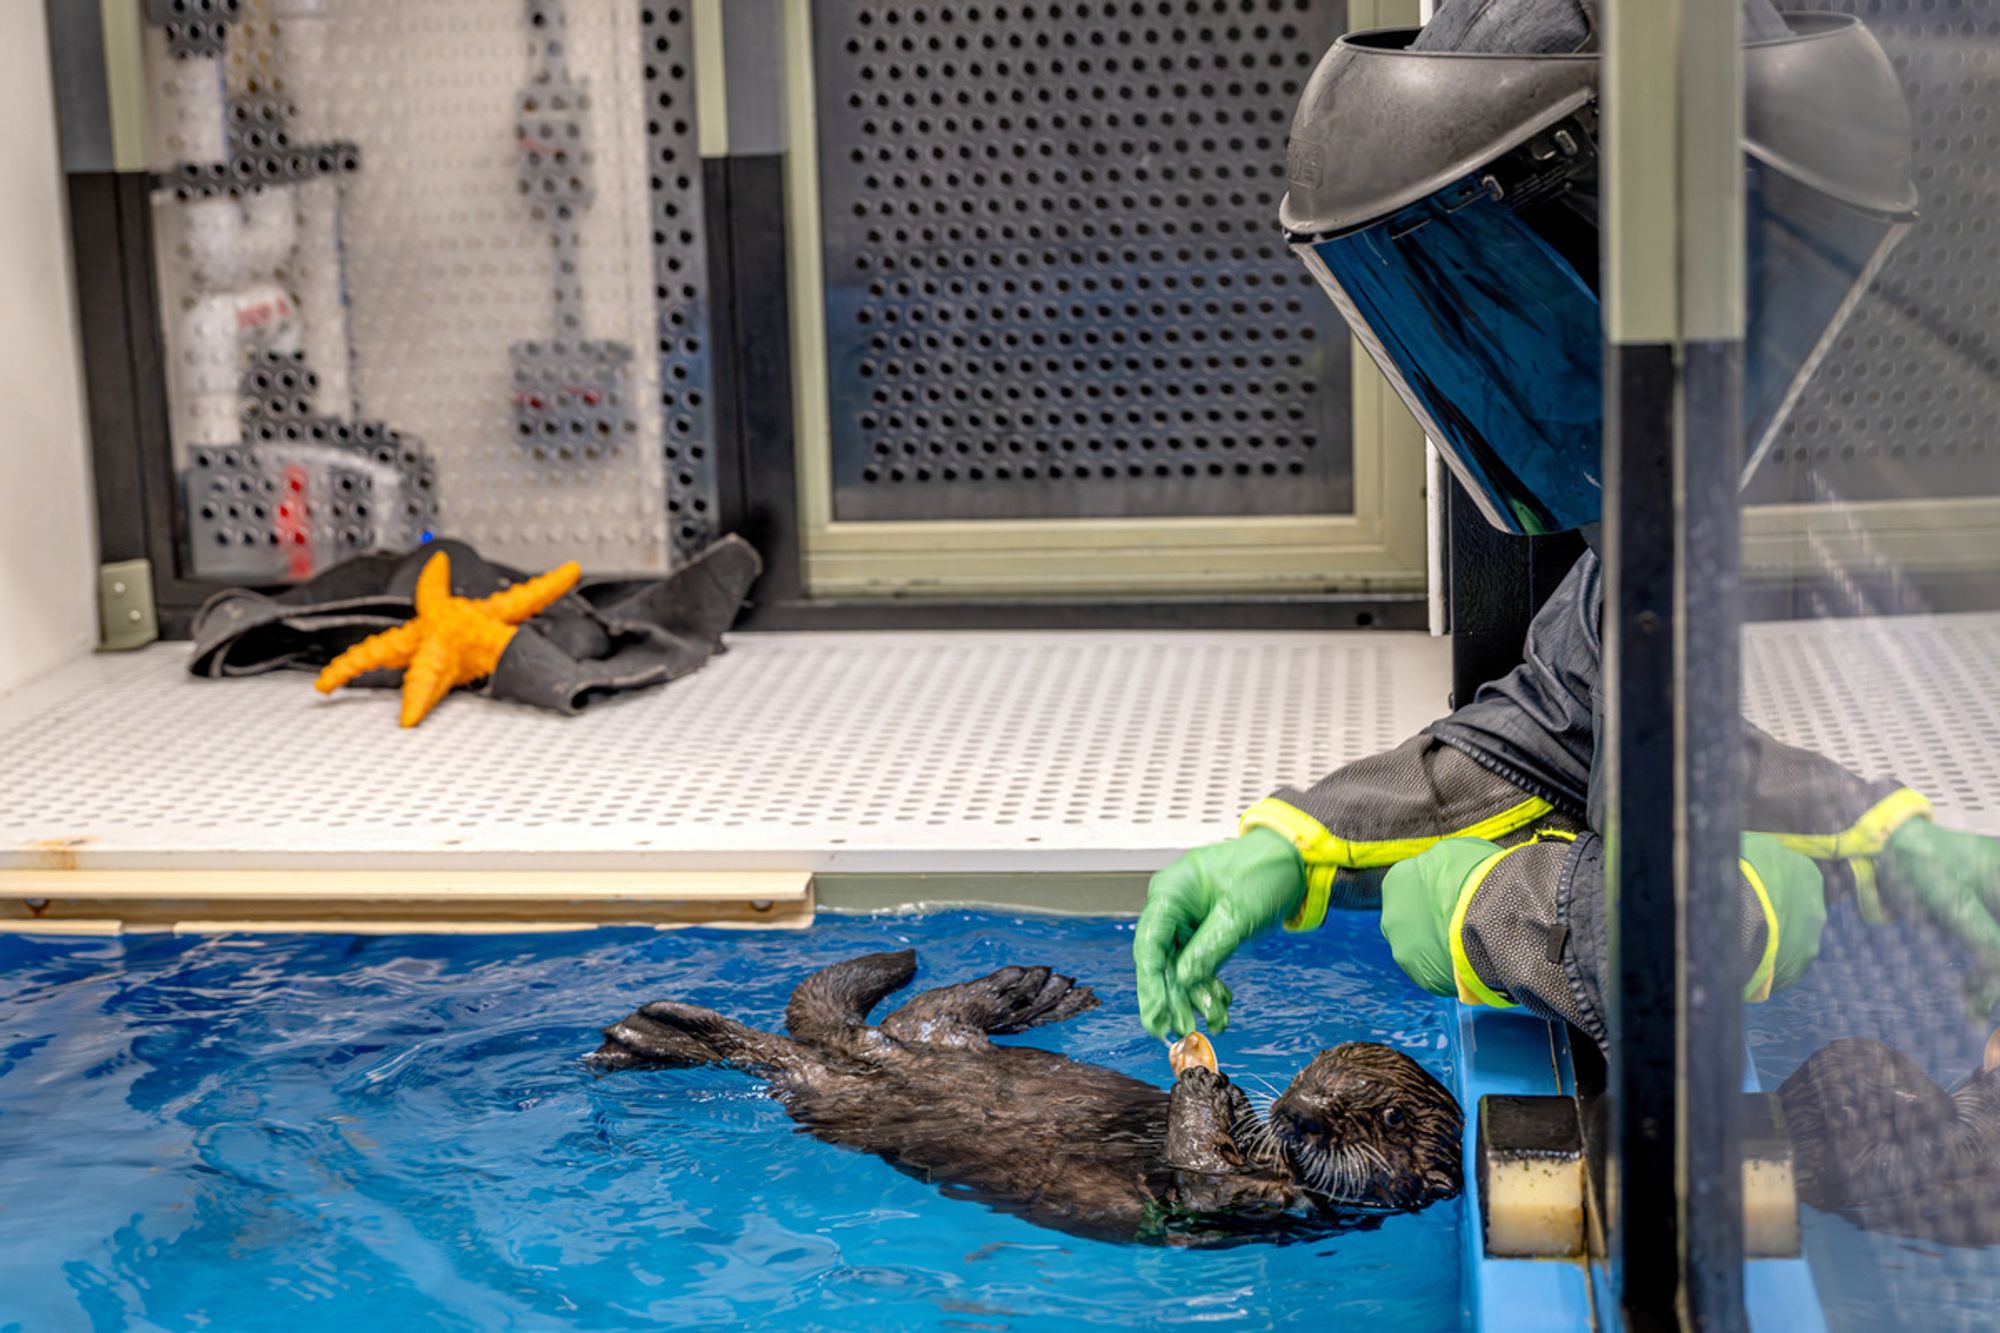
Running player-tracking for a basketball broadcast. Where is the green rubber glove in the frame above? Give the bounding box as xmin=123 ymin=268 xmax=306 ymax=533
xmin=1132 ymin=828 xmax=1305 ymax=1039
xmin=1878 ymin=819 xmax=2000 ymax=1013
xmin=1379 ymin=838 xmax=1501 ymax=998
xmin=1740 ymin=833 xmax=1826 ymax=995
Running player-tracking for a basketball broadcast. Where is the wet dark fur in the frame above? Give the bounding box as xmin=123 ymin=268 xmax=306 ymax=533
xmin=1779 ymin=1037 xmax=2000 ymax=1246
xmin=592 ymin=950 xmax=1463 ymax=1245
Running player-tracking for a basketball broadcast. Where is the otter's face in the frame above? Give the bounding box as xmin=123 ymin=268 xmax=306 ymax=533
xmin=1269 ymin=1043 xmax=1464 ymax=1210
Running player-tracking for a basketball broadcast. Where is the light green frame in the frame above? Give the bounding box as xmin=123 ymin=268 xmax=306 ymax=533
xmin=1743 ymin=497 xmax=2000 ymax=578
xmin=691 ymin=0 xmax=730 ymax=159
xmin=778 ymin=0 xmax=1430 ymax=599
xmin=100 ymin=0 xmax=150 ymax=171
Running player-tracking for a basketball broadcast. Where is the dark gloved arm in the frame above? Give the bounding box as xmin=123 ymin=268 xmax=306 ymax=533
xmin=1142 ymin=555 xmax=1597 ymax=1039
xmin=1511 ymin=546 xmax=1938 ymax=920
xmin=1136 ymin=732 xmax=1567 ymax=1039
xmin=1239 ymin=732 xmax=1575 ymax=933
xmin=1237 ymin=550 xmax=1605 ymax=936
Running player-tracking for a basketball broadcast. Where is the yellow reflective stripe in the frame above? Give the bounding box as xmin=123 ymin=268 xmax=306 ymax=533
xmin=1764 ymin=787 xmax=1932 ymax=862
xmin=1239 ymin=795 xmax=1556 ymax=870
xmin=1740 ymin=858 xmax=1779 ymax=1003
xmin=1235 ymin=800 xmax=1336 ymax=931
xmin=1243 ymin=793 xmax=1555 ymax=934
xmin=1284 ymin=864 xmax=1338 ymax=934
xmin=1448 ymin=797 xmax=1559 ymax=843
xmin=1240 ymin=797 xmax=1342 ymax=856
xmin=1849 ymin=857 xmax=1888 ymax=925
xmin=1447 ymin=845 xmax=1524 ymax=1009
xmin=1241 ymin=792 xmax=1558 ymax=934
xmin=1241 ymin=794 xmax=1557 ymax=938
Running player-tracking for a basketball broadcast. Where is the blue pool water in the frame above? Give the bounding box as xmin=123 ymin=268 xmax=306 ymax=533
xmin=0 ymin=910 xmax=1462 ymax=1331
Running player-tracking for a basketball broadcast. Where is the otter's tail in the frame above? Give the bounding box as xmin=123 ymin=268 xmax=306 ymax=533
xmin=592 ymin=1001 xmax=808 ymax=1076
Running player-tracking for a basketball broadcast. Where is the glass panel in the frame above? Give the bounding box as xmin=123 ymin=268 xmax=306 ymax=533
xmin=1737 ymin=4 xmax=2000 ymax=1328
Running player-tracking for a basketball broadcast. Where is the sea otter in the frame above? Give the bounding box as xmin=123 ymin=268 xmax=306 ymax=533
xmin=1777 ymin=1030 xmax=2000 ymax=1247
xmin=591 ymin=950 xmax=1463 ymax=1245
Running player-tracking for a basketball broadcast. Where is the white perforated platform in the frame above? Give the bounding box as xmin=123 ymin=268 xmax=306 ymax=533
xmin=1 ymin=615 xmax=1993 ymax=878
xmin=0 ymin=632 xmax=1449 ymax=874
xmin=1742 ymin=614 xmax=2000 ymax=830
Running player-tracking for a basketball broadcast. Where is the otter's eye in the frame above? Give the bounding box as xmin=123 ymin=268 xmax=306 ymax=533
xmin=1382 ymin=1107 xmax=1406 ymax=1129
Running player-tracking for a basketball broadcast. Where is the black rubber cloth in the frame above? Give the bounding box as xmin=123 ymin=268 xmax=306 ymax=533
xmin=187 ymin=535 xmax=763 ymax=715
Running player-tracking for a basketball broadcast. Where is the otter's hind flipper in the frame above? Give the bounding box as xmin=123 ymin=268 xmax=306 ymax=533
xmin=593 ymin=1001 xmax=815 ymax=1078
xmin=785 ymin=949 xmax=918 ymax=1051
xmin=880 ymin=965 xmax=1100 ymax=1049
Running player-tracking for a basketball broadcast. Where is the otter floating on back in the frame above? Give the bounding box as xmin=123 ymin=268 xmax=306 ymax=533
xmin=591 ymin=950 xmax=1463 ymax=1246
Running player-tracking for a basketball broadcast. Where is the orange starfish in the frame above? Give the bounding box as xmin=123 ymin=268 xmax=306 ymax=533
xmin=315 ymin=550 xmax=581 ymax=727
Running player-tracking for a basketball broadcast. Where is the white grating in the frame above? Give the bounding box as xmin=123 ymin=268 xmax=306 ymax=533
xmin=0 ymin=633 xmax=1450 ymax=873
xmin=1742 ymin=613 xmax=2000 ymax=833
xmin=4 ymin=614 xmax=1992 ymax=877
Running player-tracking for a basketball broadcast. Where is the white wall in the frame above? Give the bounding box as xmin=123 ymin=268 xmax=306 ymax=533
xmin=0 ymin=5 xmax=99 ymax=698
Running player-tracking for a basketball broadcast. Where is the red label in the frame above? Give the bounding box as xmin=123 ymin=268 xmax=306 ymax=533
xmin=277 ymin=464 xmax=314 ymax=578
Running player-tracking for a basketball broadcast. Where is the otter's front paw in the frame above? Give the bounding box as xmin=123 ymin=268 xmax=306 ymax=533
xmin=1175 ymin=1064 xmax=1229 ymax=1093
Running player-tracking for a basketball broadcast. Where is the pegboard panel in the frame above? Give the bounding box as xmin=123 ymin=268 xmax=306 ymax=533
xmin=184 ymin=350 xmax=440 ymax=579
xmin=810 ymin=0 xmax=1355 ymax=524
xmin=0 ymin=631 xmax=1448 ymax=868
xmin=1747 ymin=1 xmax=2000 ymax=506
xmin=141 ymin=0 xmax=714 ymax=581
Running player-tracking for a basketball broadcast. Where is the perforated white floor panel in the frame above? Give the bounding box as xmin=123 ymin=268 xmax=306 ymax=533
xmin=1 ymin=615 xmax=1993 ymax=878
xmin=0 ymin=631 xmax=1449 ymax=874
xmin=1742 ymin=613 xmax=2000 ymax=830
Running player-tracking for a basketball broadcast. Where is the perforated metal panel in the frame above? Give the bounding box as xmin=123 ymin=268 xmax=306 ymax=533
xmin=0 ymin=632 xmax=1449 ymax=871
xmin=811 ymin=0 xmax=1355 ymax=524
xmin=184 ymin=349 xmax=440 ymax=579
xmin=1748 ymin=1 xmax=2000 ymax=506
xmin=143 ymin=0 xmax=715 ymax=580
xmin=2 ymin=615 xmax=1994 ymax=873
xmin=643 ymin=3 xmax=720 ymax=558
xmin=1741 ymin=614 xmax=2000 ymax=827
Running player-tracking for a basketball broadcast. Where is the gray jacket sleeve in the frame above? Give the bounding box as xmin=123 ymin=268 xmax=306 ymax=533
xmin=1253 ymin=551 xmax=1931 ymax=935
xmin=1241 ymin=733 xmax=1581 ymax=922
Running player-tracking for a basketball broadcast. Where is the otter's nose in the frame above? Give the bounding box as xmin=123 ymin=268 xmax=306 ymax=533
xmin=1276 ymin=1105 xmax=1328 ymax=1141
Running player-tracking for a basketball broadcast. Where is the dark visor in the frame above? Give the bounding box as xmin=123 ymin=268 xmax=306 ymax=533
xmin=1300 ymin=162 xmax=1905 ymax=535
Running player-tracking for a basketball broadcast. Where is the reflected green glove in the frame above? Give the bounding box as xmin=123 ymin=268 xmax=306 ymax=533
xmin=1879 ymin=819 xmax=2000 ymax=1012
xmin=1379 ymin=838 xmax=1501 ymax=998
xmin=1741 ymin=833 xmax=1826 ymax=997
xmin=1133 ymin=828 xmax=1305 ymax=1039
